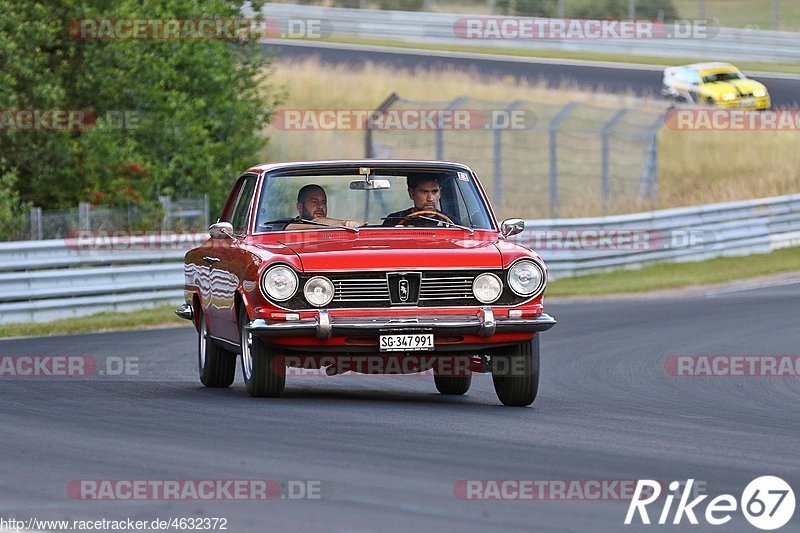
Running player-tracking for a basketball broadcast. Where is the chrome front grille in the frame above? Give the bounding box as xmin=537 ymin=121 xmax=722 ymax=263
xmin=419 ymin=276 xmax=474 ymax=301
xmin=333 ymin=278 xmax=390 ymax=303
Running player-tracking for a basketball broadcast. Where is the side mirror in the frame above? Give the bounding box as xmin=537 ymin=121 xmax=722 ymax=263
xmin=501 ymin=218 xmax=524 ymax=238
xmin=209 ymin=222 xmax=233 ymax=240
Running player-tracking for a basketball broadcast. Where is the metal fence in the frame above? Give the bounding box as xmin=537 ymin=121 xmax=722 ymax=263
xmin=254 ymin=3 xmax=800 ymax=62
xmin=14 ymin=196 xmax=209 ymax=242
xmin=366 ymin=94 xmax=664 ymax=219
xmin=2 ymin=193 xmax=798 ymax=324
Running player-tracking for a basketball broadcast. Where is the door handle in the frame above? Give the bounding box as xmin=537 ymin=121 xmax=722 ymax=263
xmin=202 ymin=256 xmax=220 ymax=264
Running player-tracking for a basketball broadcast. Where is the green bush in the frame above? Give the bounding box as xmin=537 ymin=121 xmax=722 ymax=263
xmin=0 ymin=0 xmax=276 ymax=215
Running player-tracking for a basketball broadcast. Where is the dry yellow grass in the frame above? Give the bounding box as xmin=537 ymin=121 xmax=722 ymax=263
xmin=260 ymin=58 xmax=800 ymax=218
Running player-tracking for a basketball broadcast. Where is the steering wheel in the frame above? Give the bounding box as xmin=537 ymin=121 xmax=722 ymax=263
xmin=397 ymin=209 xmax=454 ymax=226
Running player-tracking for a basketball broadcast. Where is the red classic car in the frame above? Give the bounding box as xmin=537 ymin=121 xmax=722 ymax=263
xmin=177 ymin=160 xmax=555 ymax=406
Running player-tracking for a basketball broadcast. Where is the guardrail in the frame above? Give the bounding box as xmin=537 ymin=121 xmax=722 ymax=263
xmin=252 ymin=3 xmax=800 ymax=63
xmin=1 ymin=194 xmax=799 ymax=324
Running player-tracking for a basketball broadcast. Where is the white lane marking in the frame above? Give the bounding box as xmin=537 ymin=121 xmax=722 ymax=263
xmin=263 ymin=39 xmax=800 ymax=80
xmin=705 ymin=278 xmax=800 ymax=297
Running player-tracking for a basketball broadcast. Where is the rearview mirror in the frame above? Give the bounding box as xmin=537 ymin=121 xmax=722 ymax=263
xmin=209 ymin=222 xmax=233 ymax=239
xmin=350 ymin=179 xmax=391 ymax=190
xmin=501 ymin=218 xmax=524 ymax=238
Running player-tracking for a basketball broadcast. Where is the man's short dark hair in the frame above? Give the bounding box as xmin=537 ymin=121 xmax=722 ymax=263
xmin=297 ymin=184 xmax=324 ymax=203
xmin=406 ymin=175 xmax=441 ymax=190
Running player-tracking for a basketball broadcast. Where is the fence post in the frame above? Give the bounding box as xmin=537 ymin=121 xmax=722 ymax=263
xmin=548 ymin=103 xmax=578 ymax=219
xmin=698 ymin=0 xmax=705 ymax=18
xmin=365 ymin=92 xmax=399 ymax=158
xmin=78 ymin=202 xmax=91 ymax=231
xmin=203 ymin=194 xmax=210 ymax=229
xmin=601 ymin=109 xmax=629 ymax=214
xmin=436 ymin=96 xmax=469 ymax=161
xmin=493 ymin=100 xmax=525 ymax=211
xmin=159 ymin=196 xmax=172 ymax=231
xmin=773 ymin=0 xmax=780 ymax=30
xmin=30 ymin=207 xmax=42 ymax=240
xmin=640 ymin=117 xmax=663 ymax=201
xmin=628 ymin=0 xmax=636 ymax=19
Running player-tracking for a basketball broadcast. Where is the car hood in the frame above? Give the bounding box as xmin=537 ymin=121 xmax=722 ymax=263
xmin=704 ymin=78 xmax=766 ymax=96
xmin=272 ymin=230 xmax=503 ymax=271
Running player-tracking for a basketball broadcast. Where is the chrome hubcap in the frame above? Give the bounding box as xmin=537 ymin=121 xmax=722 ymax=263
xmin=198 ymin=316 xmax=207 ymax=374
xmin=241 ymin=326 xmax=253 ymax=381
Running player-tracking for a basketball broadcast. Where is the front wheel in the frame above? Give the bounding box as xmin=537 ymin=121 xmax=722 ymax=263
xmin=240 ymin=307 xmax=285 ymax=398
xmin=197 ymin=310 xmax=236 ymax=388
xmin=491 ymin=336 xmax=540 ymax=407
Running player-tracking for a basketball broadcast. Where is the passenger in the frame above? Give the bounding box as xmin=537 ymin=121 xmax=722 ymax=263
xmin=292 ymin=184 xmax=362 ymax=228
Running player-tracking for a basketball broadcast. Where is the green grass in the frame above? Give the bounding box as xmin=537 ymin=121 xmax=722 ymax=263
xmin=547 ymin=245 xmax=800 ymax=297
xmin=672 ymin=0 xmax=800 ymax=32
xmin=0 ymin=304 xmax=189 ymax=339
xmin=307 ymin=36 xmax=800 ymax=75
xmin=4 ymin=246 xmax=800 ymax=337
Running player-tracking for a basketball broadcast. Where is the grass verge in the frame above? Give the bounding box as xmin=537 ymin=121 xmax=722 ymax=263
xmin=0 ymin=305 xmax=188 ymax=339
xmin=3 ymin=246 xmax=799 ymax=338
xmin=547 ymin=245 xmax=800 ymax=297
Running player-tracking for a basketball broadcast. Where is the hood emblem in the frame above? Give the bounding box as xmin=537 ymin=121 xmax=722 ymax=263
xmin=398 ymin=278 xmax=409 ymax=302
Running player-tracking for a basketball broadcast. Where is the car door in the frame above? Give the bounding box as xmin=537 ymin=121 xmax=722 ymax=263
xmin=207 ymin=174 xmax=258 ymax=343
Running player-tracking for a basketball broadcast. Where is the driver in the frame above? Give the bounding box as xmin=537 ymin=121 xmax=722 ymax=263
xmin=382 ymin=176 xmax=446 ymax=227
xmin=290 ymin=184 xmax=363 ymax=228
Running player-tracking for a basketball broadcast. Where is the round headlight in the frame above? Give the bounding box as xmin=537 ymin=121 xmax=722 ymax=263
xmin=303 ymin=276 xmax=334 ymax=307
xmin=261 ymin=265 xmax=298 ymax=302
xmin=472 ymin=273 xmax=502 ymax=304
xmin=507 ymin=260 xmax=545 ymax=297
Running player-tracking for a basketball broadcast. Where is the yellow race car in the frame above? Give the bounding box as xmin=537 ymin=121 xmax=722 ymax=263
xmin=662 ymin=62 xmax=770 ymax=111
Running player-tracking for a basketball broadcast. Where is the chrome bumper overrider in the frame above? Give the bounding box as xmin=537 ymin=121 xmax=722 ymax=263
xmin=245 ymin=308 xmax=556 ymax=340
xmin=175 ymin=303 xmax=194 ymax=320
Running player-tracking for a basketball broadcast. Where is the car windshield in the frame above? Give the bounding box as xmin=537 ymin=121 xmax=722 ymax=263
xmin=254 ymin=167 xmax=494 ymax=232
xmin=702 ymin=71 xmax=744 ymax=83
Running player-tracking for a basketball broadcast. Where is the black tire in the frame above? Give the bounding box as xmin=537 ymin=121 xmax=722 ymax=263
xmin=197 ymin=310 xmax=236 ymax=388
xmin=491 ymin=336 xmax=540 ymax=407
xmin=433 ymin=366 xmax=472 ymax=395
xmin=239 ymin=307 xmax=285 ymax=398
xmin=706 ymin=97 xmax=715 ymax=107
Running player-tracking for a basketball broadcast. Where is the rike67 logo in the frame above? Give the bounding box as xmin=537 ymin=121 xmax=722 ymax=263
xmin=626 ymin=477 xmax=795 ymax=530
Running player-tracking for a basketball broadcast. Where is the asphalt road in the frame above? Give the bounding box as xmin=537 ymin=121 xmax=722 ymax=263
xmin=262 ymin=41 xmax=800 ymax=108
xmin=1 ymin=281 xmax=798 ymax=532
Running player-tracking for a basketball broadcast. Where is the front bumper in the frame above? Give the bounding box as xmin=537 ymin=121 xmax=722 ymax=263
xmin=245 ymin=308 xmax=556 ymax=340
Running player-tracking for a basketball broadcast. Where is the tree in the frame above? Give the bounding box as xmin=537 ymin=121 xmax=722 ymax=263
xmin=0 ymin=0 xmax=276 ymax=215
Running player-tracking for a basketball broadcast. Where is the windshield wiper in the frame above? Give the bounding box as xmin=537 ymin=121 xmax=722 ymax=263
xmin=260 ymin=218 xmax=358 ymax=233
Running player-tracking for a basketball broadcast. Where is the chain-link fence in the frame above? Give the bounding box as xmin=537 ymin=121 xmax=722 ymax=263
xmin=365 ymin=94 xmax=663 ymax=219
xmin=12 ymin=196 xmax=209 ymax=241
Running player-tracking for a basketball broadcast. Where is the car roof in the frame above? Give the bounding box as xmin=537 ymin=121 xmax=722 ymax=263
xmin=245 ymin=159 xmax=475 ymax=175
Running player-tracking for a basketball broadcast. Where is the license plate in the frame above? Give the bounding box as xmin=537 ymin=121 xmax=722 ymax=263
xmin=740 ymin=98 xmax=755 ymax=106
xmin=379 ymin=334 xmax=434 ymax=352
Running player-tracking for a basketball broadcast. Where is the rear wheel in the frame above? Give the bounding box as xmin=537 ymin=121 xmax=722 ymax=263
xmin=491 ymin=336 xmax=540 ymax=407
xmin=197 ymin=310 xmax=236 ymax=388
xmin=239 ymin=307 xmax=285 ymax=398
